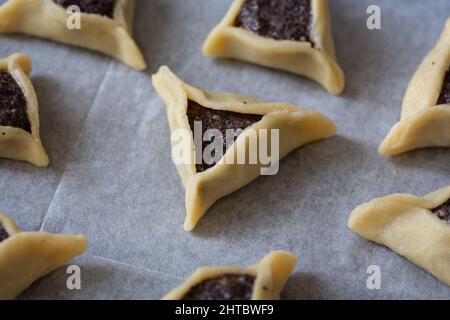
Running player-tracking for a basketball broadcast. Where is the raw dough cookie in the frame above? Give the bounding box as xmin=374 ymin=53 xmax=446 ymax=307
xmin=348 ymin=186 xmax=450 ymax=286
xmin=0 ymin=0 xmax=146 ymax=70
xmin=203 ymin=0 xmax=345 ymax=95
xmin=0 ymin=53 xmax=49 ymax=167
xmin=379 ymin=19 xmax=450 ymax=155
xmin=0 ymin=211 xmax=88 ymax=299
xmin=152 ymin=66 xmax=337 ymax=231
xmin=163 ymin=251 xmax=297 ymax=300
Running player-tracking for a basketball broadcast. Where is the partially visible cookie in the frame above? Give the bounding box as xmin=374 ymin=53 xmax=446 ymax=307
xmin=0 ymin=53 xmax=49 ymax=167
xmin=0 ymin=0 xmax=146 ymax=70
xmin=163 ymin=251 xmax=297 ymax=300
xmin=348 ymin=185 xmax=450 ymax=287
xmin=379 ymin=18 xmax=450 ymax=155
xmin=0 ymin=211 xmax=88 ymax=299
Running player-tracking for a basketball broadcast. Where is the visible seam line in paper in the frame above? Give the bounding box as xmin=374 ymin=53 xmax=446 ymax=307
xmin=84 ymin=253 xmax=184 ymax=280
xmin=39 ymin=61 xmax=114 ymax=232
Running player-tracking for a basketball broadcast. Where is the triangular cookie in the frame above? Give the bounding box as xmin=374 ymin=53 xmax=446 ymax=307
xmin=379 ymin=19 xmax=450 ymax=156
xmin=163 ymin=251 xmax=297 ymax=300
xmin=348 ymin=186 xmax=450 ymax=286
xmin=0 ymin=53 xmax=49 ymax=167
xmin=0 ymin=211 xmax=88 ymax=299
xmin=152 ymin=66 xmax=337 ymax=231
xmin=202 ymin=0 xmax=345 ymax=94
xmin=0 ymin=0 xmax=146 ymax=70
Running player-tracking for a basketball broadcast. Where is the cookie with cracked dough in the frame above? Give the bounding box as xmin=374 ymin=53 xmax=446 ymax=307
xmin=0 ymin=211 xmax=88 ymax=299
xmin=0 ymin=0 xmax=146 ymax=70
xmin=152 ymin=66 xmax=337 ymax=231
xmin=163 ymin=251 xmax=297 ymax=300
xmin=203 ymin=0 xmax=345 ymax=94
xmin=379 ymin=18 xmax=450 ymax=155
xmin=0 ymin=53 xmax=48 ymax=167
xmin=348 ymin=185 xmax=450 ymax=287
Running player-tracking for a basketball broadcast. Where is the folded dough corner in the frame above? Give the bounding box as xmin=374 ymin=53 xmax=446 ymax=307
xmin=0 ymin=0 xmax=146 ymax=70
xmin=379 ymin=18 xmax=450 ymax=156
xmin=0 ymin=211 xmax=88 ymax=299
xmin=202 ymin=0 xmax=345 ymax=95
xmin=152 ymin=66 xmax=337 ymax=231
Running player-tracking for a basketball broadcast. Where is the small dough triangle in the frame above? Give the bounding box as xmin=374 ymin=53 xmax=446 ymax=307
xmin=348 ymin=186 xmax=450 ymax=286
xmin=203 ymin=0 xmax=345 ymax=94
xmin=163 ymin=251 xmax=297 ymax=300
xmin=0 ymin=0 xmax=146 ymax=70
xmin=379 ymin=18 xmax=450 ymax=156
xmin=152 ymin=66 xmax=337 ymax=231
xmin=0 ymin=211 xmax=88 ymax=299
xmin=0 ymin=53 xmax=49 ymax=167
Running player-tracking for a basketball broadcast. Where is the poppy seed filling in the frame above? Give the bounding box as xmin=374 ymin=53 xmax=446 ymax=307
xmin=431 ymin=199 xmax=450 ymax=224
xmin=183 ymin=274 xmax=256 ymax=300
xmin=53 ymin=0 xmax=117 ymax=18
xmin=187 ymin=100 xmax=262 ymax=173
xmin=437 ymin=67 xmax=450 ymax=105
xmin=0 ymin=223 xmax=9 ymax=243
xmin=0 ymin=71 xmax=31 ymax=133
xmin=236 ymin=0 xmax=313 ymax=43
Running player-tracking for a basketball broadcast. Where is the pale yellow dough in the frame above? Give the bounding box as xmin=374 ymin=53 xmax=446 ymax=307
xmin=379 ymin=18 xmax=450 ymax=156
xmin=0 ymin=211 xmax=88 ymax=299
xmin=0 ymin=53 xmax=49 ymax=167
xmin=202 ymin=0 xmax=345 ymax=95
xmin=348 ymin=186 xmax=450 ymax=286
xmin=0 ymin=0 xmax=146 ymax=70
xmin=152 ymin=66 xmax=337 ymax=231
xmin=163 ymin=251 xmax=297 ymax=300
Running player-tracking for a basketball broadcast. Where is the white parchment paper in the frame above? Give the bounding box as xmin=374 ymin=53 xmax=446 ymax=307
xmin=0 ymin=0 xmax=449 ymax=299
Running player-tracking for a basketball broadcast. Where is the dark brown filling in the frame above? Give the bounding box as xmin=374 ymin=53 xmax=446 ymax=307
xmin=0 ymin=71 xmax=31 ymax=133
xmin=437 ymin=67 xmax=450 ymax=105
xmin=53 ymin=0 xmax=117 ymax=18
xmin=187 ymin=100 xmax=262 ymax=173
xmin=236 ymin=0 xmax=313 ymax=43
xmin=431 ymin=199 xmax=450 ymax=224
xmin=183 ymin=274 xmax=256 ymax=300
xmin=0 ymin=223 xmax=9 ymax=243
